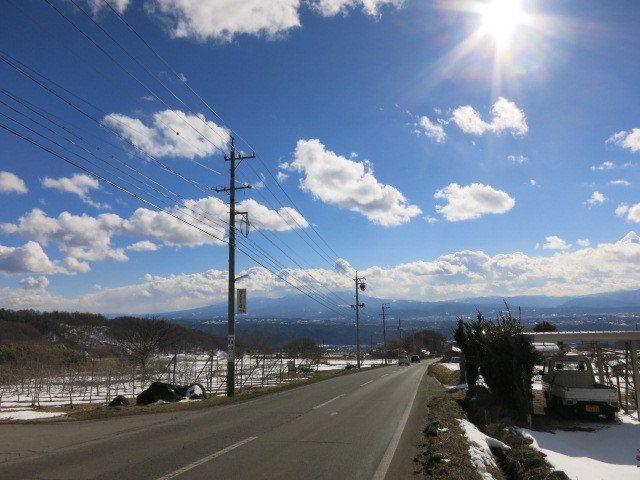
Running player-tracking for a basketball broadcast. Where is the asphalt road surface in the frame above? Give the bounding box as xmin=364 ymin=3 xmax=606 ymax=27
xmin=0 ymin=360 xmax=444 ymax=480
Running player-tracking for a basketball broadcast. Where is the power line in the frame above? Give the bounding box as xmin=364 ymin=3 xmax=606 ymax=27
xmin=2 ymin=2 xmax=359 ymax=318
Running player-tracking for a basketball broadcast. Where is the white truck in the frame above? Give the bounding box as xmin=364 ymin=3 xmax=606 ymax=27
xmin=541 ymin=355 xmax=619 ymax=421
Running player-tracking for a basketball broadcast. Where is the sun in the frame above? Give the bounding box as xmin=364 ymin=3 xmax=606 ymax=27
xmin=477 ymin=0 xmax=527 ymax=46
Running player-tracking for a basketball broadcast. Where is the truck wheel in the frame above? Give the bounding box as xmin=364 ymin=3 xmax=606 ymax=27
xmin=604 ymin=412 xmax=615 ymax=422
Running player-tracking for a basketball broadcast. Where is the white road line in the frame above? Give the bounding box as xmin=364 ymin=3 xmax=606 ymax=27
xmin=380 ymin=374 xmax=389 ymax=378
xmin=154 ymin=436 xmax=258 ymax=480
xmin=360 ymin=380 xmax=373 ymax=387
xmin=312 ymin=394 xmax=345 ymax=410
xmin=371 ymin=373 xmax=421 ymax=480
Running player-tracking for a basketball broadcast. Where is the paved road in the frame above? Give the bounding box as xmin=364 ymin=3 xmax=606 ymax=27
xmin=0 ymin=361 xmax=444 ymax=480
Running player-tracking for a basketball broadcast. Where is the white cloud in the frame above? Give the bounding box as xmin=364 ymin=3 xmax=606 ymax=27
xmin=616 ymin=203 xmax=630 ymax=218
xmin=0 ymin=241 xmax=71 ymax=276
xmin=127 ymin=241 xmax=159 ymax=252
xmin=508 ymin=155 xmax=527 ymax=164
xmin=103 ymin=109 xmax=230 ymax=159
xmin=5 ymin=233 xmax=640 ymax=313
xmin=616 ymin=202 xmax=640 ymax=223
xmin=451 ymin=97 xmax=527 ymax=136
xmin=610 ymin=180 xmax=631 ymax=186
xmin=310 ymin=0 xmax=405 ymax=17
xmin=20 ymin=276 xmax=50 ymax=290
xmin=451 ymin=105 xmax=487 ymax=135
xmin=277 ymin=171 xmax=289 ymax=183
xmin=1 ymin=208 xmax=128 ymax=263
xmin=143 ymin=0 xmax=405 ymax=43
xmin=334 ymin=258 xmax=351 ymax=274
xmin=417 ymin=115 xmax=446 ymax=143
xmin=145 ymin=0 xmax=302 ymax=42
xmin=84 ymin=0 xmax=130 ymax=15
xmin=543 ymin=235 xmax=571 ymax=250
xmin=237 ymin=199 xmax=309 ymax=231
xmin=41 ymin=173 xmax=110 ymax=209
xmin=1 ymin=195 xmax=308 ymax=273
xmin=434 ymin=183 xmax=515 ymax=221
xmin=529 ymin=179 xmax=537 ymax=186
xmin=0 ymin=171 xmax=28 ymax=194
xmin=591 ymin=161 xmax=616 ymax=171
xmin=287 ymin=139 xmax=422 ymax=226
xmin=586 ymin=191 xmax=605 ymax=206
xmin=577 ymin=239 xmax=590 ymax=247
xmin=607 ymin=128 xmax=640 ymax=153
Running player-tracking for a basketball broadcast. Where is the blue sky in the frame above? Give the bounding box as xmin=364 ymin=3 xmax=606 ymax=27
xmin=1 ymin=0 xmax=640 ymax=315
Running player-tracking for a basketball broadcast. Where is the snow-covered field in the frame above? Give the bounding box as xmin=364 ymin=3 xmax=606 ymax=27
xmin=0 ymin=354 xmax=384 ymax=421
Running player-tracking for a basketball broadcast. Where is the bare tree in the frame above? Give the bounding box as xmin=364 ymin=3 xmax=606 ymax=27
xmin=109 ymin=317 xmax=178 ymax=373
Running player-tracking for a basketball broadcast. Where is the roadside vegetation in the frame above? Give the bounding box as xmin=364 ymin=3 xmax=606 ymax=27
xmin=453 ymin=304 xmax=540 ymax=417
xmin=418 ymin=305 xmax=569 ymax=480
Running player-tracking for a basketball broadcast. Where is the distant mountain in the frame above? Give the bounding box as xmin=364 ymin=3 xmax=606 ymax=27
xmin=152 ymin=289 xmax=640 ymax=323
xmin=557 ymin=290 xmax=640 ymax=309
xmin=455 ymin=295 xmax=572 ymax=309
xmin=148 ymin=290 xmax=640 ymax=346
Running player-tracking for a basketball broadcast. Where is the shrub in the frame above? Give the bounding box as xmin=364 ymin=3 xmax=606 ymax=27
xmin=454 ymin=304 xmax=541 ymax=415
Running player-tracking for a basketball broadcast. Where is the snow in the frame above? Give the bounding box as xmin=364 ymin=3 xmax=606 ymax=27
xmin=439 ymin=362 xmax=461 ymax=371
xmin=519 ymin=413 xmax=640 ymax=480
xmin=0 ymin=410 xmax=66 ymax=421
xmin=458 ymin=419 xmax=511 ymax=480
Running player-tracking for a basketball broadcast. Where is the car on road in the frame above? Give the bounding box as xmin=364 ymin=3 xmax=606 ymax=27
xmin=398 ymin=355 xmax=410 ymax=366
xmin=410 ymin=355 xmax=421 ymax=363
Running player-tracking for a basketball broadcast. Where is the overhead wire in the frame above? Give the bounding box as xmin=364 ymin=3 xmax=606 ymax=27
xmin=0 ymin=116 xmax=351 ymax=318
xmin=2 ymin=0 xmax=361 ymax=316
xmin=0 ymin=59 xmax=352 ymax=318
xmin=43 ymin=0 xmax=230 ymax=164
xmin=96 ymin=0 xmax=345 ymax=272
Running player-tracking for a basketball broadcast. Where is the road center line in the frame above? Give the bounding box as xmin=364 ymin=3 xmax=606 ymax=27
xmin=154 ymin=436 xmax=258 ymax=480
xmin=360 ymin=380 xmax=373 ymax=387
xmin=312 ymin=394 xmax=345 ymax=410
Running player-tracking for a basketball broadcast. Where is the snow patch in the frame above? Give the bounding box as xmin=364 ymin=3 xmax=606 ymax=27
xmin=519 ymin=413 xmax=640 ymax=480
xmin=457 ymin=419 xmax=511 ymax=480
xmin=0 ymin=410 xmax=67 ymax=420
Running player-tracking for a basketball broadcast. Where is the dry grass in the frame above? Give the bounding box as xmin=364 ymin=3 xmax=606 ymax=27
xmin=428 ymin=362 xmax=462 ymax=386
xmin=414 ymin=394 xmax=499 ymax=480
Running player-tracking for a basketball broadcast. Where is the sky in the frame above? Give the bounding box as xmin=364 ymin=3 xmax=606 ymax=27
xmin=1 ymin=0 xmax=640 ymax=316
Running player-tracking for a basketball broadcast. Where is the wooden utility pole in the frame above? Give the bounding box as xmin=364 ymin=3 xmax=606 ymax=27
xmin=215 ymin=137 xmax=254 ymax=397
xmin=351 ymin=273 xmax=366 ymax=369
xmin=381 ymin=303 xmax=389 ymax=364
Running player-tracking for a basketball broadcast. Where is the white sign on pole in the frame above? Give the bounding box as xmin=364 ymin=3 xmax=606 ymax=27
xmin=228 ymin=334 xmax=235 ymax=359
xmin=237 ymin=288 xmax=247 ymax=314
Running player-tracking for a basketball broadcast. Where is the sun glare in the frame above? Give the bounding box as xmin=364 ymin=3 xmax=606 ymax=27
xmin=478 ymin=0 xmax=527 ymax=46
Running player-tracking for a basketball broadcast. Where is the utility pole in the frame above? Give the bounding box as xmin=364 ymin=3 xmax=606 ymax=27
xmin=398 ymin=317 xmax=403 ymax=356
xmin=215 ymin=137 xmax=254 ymax=397
xmin=351 ymin=273 xmax=366 ymax=369
xmin=381 ymin=303 xmax=389 ymax=364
